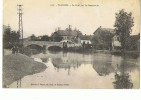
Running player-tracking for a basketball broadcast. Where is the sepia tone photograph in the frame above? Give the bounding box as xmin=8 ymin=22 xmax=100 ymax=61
xmin=2 ymin=0 xmax=140 ymax=89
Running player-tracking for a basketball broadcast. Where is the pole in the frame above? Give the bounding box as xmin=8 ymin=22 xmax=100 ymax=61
xmin=17 ymin=5 xmax=23 ymax=46
xmin=17 ymin=5 xmax=23 ymax=88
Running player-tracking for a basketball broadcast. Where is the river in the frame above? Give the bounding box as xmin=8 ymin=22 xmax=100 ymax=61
xmin=9 ymin=51 xmax=140 ymax=89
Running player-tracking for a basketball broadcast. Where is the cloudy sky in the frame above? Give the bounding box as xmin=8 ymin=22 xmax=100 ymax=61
xmin=3 ymin=0 xmax=140 ymax=38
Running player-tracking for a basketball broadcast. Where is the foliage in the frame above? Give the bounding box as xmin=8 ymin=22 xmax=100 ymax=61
xmin=114 ymin=9 xmax=134 ymax=50
xmin=52 ymin=32 xmax=63 ymax=42
xmin=3 ymin=26 xmax=20 ymax=49
xmin=40 ymin=35 xmax=50 ymax=41
xmin=30 ymin=34 xmax=51 ymax=41
xmin=113 ymin=72 xmax=133 ymax=89
xmin=127 ymin=34 xmax=140 ymax=51
xmin=19 ymin=47 xmax=32 ymax=56
xmin=30 ymin=34 xmax=37 ymax=41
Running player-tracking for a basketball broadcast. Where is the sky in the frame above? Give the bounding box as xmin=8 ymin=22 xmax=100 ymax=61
xmin=3 ymin=0 xmax=140 ymax=38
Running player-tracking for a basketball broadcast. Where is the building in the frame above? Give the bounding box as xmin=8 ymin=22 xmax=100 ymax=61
xmin=112 ymin=33 xmax=140 ymax=51
xmin=80 ymin=35 xmax=92 ymax=44
xmin=112 ymin=34 xmax=121 ymax=50
xmin=92 ymin=26 xmax=115 ymax=50
xmin=80 ymin=35 xmax=92 ymax=49
xmin=51 ymin=25 xmax=83 ymax=42
xmin=127 ymin=34 xmax=140 ymax=51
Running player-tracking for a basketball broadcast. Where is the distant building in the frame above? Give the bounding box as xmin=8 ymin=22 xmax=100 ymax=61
xmin=51 ymin=25 xmax=83 ymax=42
xmin=127 ymin=34 xmax=140 ymax=51
xmin=80 ymin=35 xmax=92 ymax=44
xmin=92 ymin=26 xmax=115 ymax=50
xmin=112 ymin=33 xmax=140 ymax=51
xmin=112 ymin=34 xmax=121 ymax=50
xmin=80 ymin=35 xmax=92 ymax=49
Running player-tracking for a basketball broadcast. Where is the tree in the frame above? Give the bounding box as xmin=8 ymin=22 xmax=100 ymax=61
xmin=41 ymin=35 xmax=50 ymax=41
xmin=3 ymin=26 xmax=20 ymax=48
xmin=30 ymin=34 xmax=37 ymax=41
xmin=114 ymin=9 xmax=134 ymax=51
xmin=52 ymin=32 xmax=63 ymax=42
xmin=10 ymin=31 xmax=20 ymax=43
xmin=3 ymin=26 xmax=11 ymax=48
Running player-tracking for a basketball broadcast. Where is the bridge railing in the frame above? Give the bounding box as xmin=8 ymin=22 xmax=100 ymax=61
xmin=23 ymin=41 xmax=62 ymax=47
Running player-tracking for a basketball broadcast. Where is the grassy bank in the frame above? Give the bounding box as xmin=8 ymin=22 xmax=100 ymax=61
xmin=3 ymin=53 xmax=47 ymax=87
xmin=64 ymin=47 xmax=139 ymax=58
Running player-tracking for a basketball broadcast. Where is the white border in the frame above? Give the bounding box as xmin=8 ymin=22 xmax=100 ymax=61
xmin=0 ymin=0 xmax=140 ymax=100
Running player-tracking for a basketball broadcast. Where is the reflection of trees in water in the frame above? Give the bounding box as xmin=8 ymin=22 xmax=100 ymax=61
xmin=113 ymin=72 xmax=133 ymax=89
xmin=93 ymin=65 xmax=115 ymax=76
xmin=98 ymin=66 xmax=112 ymax=76
xmin=92 ymin=55 xmax=115 ymax=76
xmin=91 ymin=55 xmax=134 ymax=88
xmin=113 ymin=58 xmax=133 ymax=89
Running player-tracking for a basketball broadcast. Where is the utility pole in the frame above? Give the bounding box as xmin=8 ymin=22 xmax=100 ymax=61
xmin=17 ymin=5 xmax=23 ymax=45
xmin=17 ymin=5 xmax=23 ymax=88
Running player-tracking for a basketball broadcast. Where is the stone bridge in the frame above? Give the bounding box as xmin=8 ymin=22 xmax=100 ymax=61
xmin=23 ymin=41 xmax=63 ymax=49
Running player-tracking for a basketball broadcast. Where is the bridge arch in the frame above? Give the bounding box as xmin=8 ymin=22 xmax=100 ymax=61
xmin=23 ymin=41 xmax=63 ymax=49
xmin=26 ymin=44 xmax=43 ymax=50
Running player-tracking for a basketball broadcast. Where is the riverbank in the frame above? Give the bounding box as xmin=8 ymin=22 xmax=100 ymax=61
xmin=3 ymin=53 xmax=47 ymax=87
xmin=61 ymin=47 xmax=139 ymax=57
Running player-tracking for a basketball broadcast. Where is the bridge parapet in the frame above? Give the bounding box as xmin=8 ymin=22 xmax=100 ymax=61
xmin=23 ymin=41 xmax=63 ymax=49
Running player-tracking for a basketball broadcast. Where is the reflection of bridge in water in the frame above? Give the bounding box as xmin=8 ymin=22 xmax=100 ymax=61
xmin=23 ymin=41 xmax=63 ymax=49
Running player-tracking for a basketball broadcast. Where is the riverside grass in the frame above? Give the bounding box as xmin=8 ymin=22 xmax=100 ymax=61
xmin=3 ymin=53 xmax=47 ymax=87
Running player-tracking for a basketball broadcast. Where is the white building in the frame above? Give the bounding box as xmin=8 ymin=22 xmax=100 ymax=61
xmin=112 ymin=34 xmax=121 ymax=50
xmin=80 ymin=35 xmax=92 ymax=44
xmin=81 ymin=40 xmax=92 ymax=44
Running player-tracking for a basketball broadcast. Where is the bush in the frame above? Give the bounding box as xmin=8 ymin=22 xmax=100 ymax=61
xmin=19 ymin=47 xmax=32 ymax=56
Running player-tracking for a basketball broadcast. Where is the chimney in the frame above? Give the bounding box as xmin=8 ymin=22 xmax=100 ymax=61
xmin=58 ymin=27 xmax=60 ymax=31
xmin=69 ymin=25 xmax=71 ymax=30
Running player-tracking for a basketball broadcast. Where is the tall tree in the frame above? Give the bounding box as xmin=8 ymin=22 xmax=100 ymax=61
xmin=10 ymin=31 xmax=20 ymax=43
xmin=3 ymin=26 xmax=20 ymax=48
xmin=114 ymin=9 xmax=134 ymax=51
xmin=3 ymin=26 xmax=11 ymax=43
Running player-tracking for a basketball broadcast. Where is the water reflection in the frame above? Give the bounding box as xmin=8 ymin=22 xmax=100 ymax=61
xmin=113 ymin=59 xmax=134 ymax=89
xmin=92 ymin=54 xmax=115 ymax=76
xmin=52 ymin=52 xmax=81 ymax=75
xmin=9 ymin=51 xmax=139 ymax=88
xmin=113 ymin=72 xmax=133 ymax=89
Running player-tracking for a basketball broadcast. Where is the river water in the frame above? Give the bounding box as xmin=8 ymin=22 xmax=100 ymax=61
xmin=9 ymin=51 xmax=140 ymax=89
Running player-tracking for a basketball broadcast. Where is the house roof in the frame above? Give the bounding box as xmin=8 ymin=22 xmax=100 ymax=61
xmin=93 ymin=26 xmax=115 ymax=35
xmin=51 ymin=28 xmax=83 ymax=37
xmin=80 ymin=35 xmax=92 ymax=40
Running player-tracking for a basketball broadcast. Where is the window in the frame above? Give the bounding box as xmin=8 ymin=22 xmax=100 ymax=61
xmin=117 ymin=37 xmax=120 ymax=41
